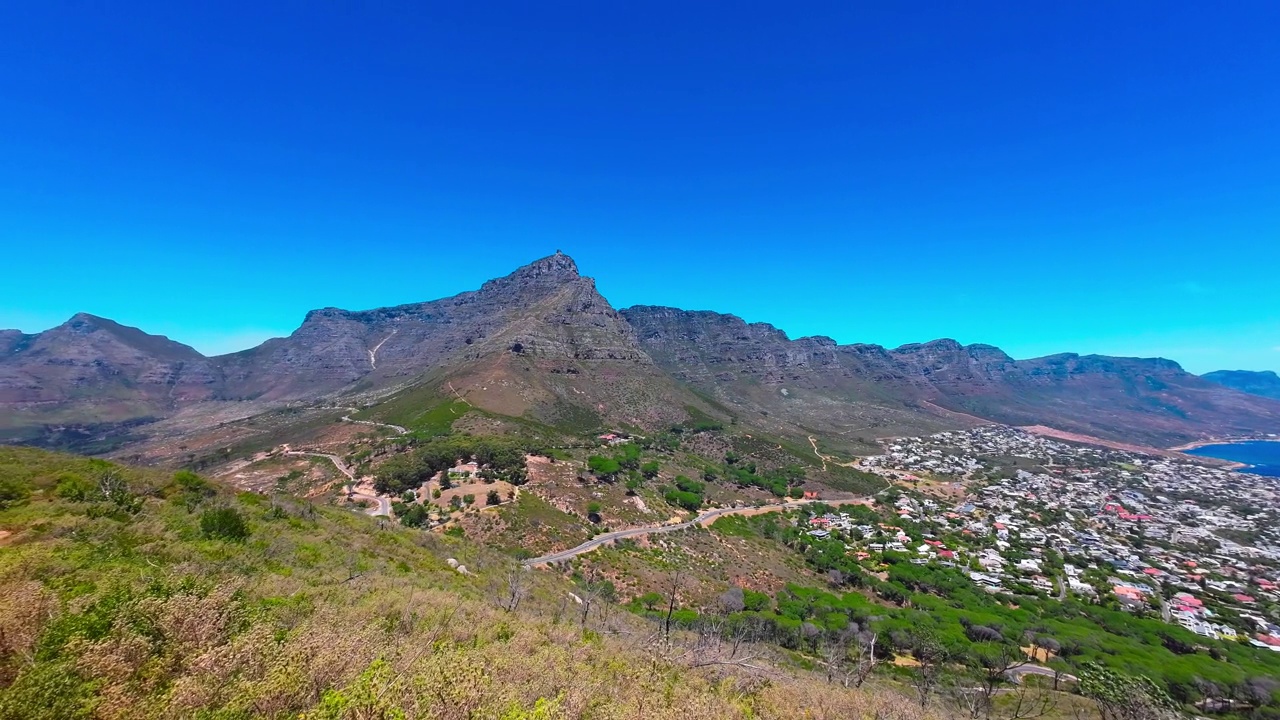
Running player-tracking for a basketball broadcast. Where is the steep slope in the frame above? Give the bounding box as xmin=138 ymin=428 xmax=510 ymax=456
xmin=619 ymin=307 xmax=970 ymax=451
xmin=620 ymin=306 xmax=1280 ymax=447
xmin=0 ymin=314 xmax=224 ymax=440
xmin=1202 ymin=369 xmax=1280 ymax=400
xmin=220 ymin=253 xmax=702 ymax=429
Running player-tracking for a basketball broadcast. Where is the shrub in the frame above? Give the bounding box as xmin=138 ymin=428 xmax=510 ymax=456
xmin=0 ymin=478 xmax=31 ymax=509
xmin=199 ymin=507 xmax=249 ymax=541
xmin=53 ymin=473 xmax=93 ymax=501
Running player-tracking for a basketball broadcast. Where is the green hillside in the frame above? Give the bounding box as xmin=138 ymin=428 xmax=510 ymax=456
xmin=0 ymin=447 xmax=939 ymax=720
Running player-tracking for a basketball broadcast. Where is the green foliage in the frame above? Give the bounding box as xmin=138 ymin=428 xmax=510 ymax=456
xmin=0 ymin=477 xmax=30 ymax=509
xmin=742 ymin=589 xmax=772 ymax=612
xmin=53 ymin=472 xmax=93 ymax=501
xmin=587 ymin=455 xmax=620 ymax=478
xmin=726 ymin=463 xmax=804 ymax=497
xmin=635 ymin=592 xmax=663 ymax=611
xmin=375 ymin=435 xmax=533 ymax=494
xmin=397 ymin=503 xmax=430 ymax=528
xmin=199 ymin=507 xmax=250 ymax=541
xmin=679 ymin=405 xmax=724 ymax=433
xmin=486 ymin=490 xmax=502 ymax=506
xmin=1078 ymin=662 xmax=1178 ymax=719
xmin=0 ymin=661 xmax=97 ymax=720
xmin=639 ymin=461 xmax=660 ymax=479
xmin=662 ymin=475 xmax=706 ymax=511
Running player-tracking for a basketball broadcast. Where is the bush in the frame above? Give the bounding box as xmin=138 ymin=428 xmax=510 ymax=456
xmin=53 ymin=473 xmax=93 ymax=501
xmin=487 ymin=490 xmax=501 ymax=506
xmin=199 ymin=507 xmax=249 ymax=541
xmin=0 ymin=478 xmax=31 ymax=509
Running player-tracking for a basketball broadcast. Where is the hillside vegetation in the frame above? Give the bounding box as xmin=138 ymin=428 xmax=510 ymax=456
xmin=0 ymin=447 xmax=940 ymax=720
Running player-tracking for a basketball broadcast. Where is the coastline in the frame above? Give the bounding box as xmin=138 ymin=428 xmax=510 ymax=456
xmin=1170 ymin=437 xmax=1280 ymax=475
xmin=1167 ymin=437 xmax=1280 ymax=452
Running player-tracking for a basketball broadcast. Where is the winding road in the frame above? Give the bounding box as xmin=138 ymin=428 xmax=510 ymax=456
xmin=283 ymin=445 xmax=392 ymax=516
xmin=523 ymin=499 xmax=821 ymax=566
xmin=340 ymin=415 xmax=409 ymax=435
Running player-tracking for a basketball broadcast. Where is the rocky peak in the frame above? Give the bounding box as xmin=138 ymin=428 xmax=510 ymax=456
xmin=479 ymin=251 xmax=582 ymax=297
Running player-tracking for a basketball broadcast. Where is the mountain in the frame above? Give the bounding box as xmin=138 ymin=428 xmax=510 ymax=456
xmin=216 ymin=252 xmax=699 ymax=429
xmin=0 ymin=313 xmax=224 ymax=441
xmin=620 ymin=306 xmax=1280 ymax=448
xmin=6 ymin=253 xmax=1280 ymax=452
xmin=1202 ymin=369 xmax=1280 ymax=400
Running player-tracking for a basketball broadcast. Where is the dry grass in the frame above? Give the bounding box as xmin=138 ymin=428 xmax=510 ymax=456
xmin=0 ymin=446 xmax=947 ymax=720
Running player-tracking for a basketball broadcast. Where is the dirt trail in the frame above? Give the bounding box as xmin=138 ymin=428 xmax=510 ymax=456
xmin=523 ymin=492 xmax=873 ymax=567
xmin=282 ymin=445 xmax=391 ymax=516
xmin=367 ymin=330 xmax=396 ymax=369
xmin=807 ymin=436 xmax=862 ymax=470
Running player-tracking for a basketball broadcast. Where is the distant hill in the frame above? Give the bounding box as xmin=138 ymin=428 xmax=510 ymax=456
xmin=1202 ymin=369 xmax=1280 ymax=400
xmin=621 ymin=306 xmax=1280 ymax=448
xmin=0 ymin=313 xmax=224 ymax=443
xmin=5 ymin=252 xmax=1280 ymax=451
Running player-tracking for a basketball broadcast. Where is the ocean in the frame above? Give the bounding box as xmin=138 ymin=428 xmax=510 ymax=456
xmin=1184 ymin=440 xmax=1280 ymax=477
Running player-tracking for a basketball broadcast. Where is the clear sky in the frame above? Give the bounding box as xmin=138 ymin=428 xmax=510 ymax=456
xmin=1 ymin=2 xmax=1277 ymax=373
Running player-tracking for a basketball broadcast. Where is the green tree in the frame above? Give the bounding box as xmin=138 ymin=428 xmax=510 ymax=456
xmin=486 ymin=490 xmax=502 ymax=505
xmin=587 ymin=456 xmax=620 ymax=479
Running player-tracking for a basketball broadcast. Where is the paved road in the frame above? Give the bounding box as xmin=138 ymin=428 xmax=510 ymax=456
xmin=1008 ymin=664 xmax=1075 ymax=683
xmin=340 ymin=414 xmax=409 ymax=435
xmin=283 ymin=445 xmax=391 ymax=516
xmin=523 ymin=499 xmax=821 ymax=566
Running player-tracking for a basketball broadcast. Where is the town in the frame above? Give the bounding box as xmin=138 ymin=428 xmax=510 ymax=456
xmin=792 ymin=426 xmax=1280 ymax=651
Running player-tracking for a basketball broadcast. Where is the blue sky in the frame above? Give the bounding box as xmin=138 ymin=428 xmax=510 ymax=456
xmin=1 ymin=2 xmax=1277 ymax=373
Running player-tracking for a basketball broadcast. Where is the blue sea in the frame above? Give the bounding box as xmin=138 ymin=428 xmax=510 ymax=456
xmin=1184 ymin=441 xmax=1280 ymax=477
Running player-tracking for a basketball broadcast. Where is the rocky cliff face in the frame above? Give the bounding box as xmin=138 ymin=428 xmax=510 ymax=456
xmin=0 ymin=314 xmax=225 ymax=437
xmin=1202 ymin=369 xmax=1280 ymax=400
xmin=620 ymin=305 xmax=1280 ymax=446
xmin=218 ymin=252 xmax=656 ymax=402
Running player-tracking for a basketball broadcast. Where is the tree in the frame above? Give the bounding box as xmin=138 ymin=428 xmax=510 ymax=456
xmin=486 ymin=490 xmax=501 ymax=506
xmin=498 ymin=563 xmax=528 ymax=612
xmin=587 ymin=456 xmax=620 ymax=479
xmin=399 ymin=504 xmax=429 ymax=528
xmin=909 ymin=631 xmax=949 ymax=708
xmin=1077 ymin=662 xmax=1178 ymax=720
xmin=637 ymin=592 xmax=663 ymax=611
xmin=640 ymin=461 xmax=660 ymax=479
xmin=200 ymin=507 xmax=249 ymax=541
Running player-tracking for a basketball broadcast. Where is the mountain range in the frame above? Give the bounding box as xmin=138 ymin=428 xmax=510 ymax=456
xmin=4 ymin=252 xmax=1280 ymax=452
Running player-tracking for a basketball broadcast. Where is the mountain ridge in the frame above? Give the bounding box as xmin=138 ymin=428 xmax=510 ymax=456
xmin=1202 ymin=369 xmax=1280 ymax=400
xmin=5 ymin=253 xmax=1280 ymax=450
